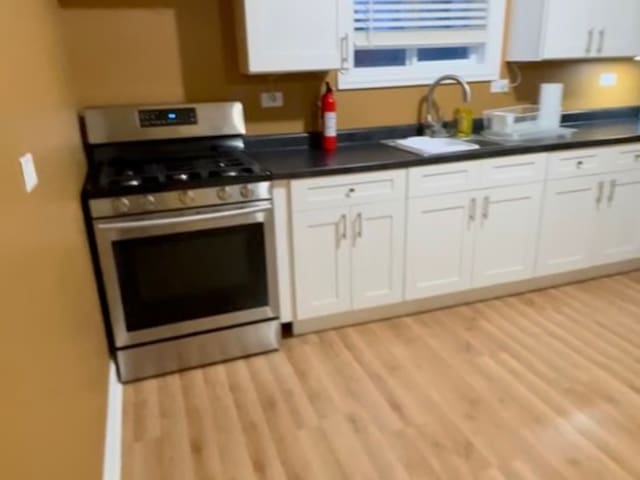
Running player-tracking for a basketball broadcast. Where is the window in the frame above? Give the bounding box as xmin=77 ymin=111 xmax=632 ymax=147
xmin=338 ymin=0 xmax=507 ymax=89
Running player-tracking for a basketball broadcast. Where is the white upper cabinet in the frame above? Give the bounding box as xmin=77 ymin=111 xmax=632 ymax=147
xmin=236 ymin=0 xmax=345 ymax=73
xmin=507 ymin=0 xmax=640 ymax=61
xmin=594 ymin=0 xmax=640 ymax=58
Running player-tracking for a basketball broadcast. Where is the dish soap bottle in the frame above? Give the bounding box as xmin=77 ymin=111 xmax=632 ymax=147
xmin=455 ymin=107 xmax=473 ymax=138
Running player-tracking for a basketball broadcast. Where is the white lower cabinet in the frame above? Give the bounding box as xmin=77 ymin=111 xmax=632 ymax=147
xmin=405 ymin=183 xmax=543 ymax=299
xmin=472 ymin=184 xmax=544 ymax=288
xmin=292 ymin=202 xmax=405 ymax=319
xmin=537 ymin=170 xmax=640 ymax=276
xmin=292 ymin=208 xmax=351 ymax=319
xmin=289 ymin=147 xmax=640 ymax=325
xmin=537 ymin=177 xmax=601 ymax=276
xmin=593 ymin=170 xmax=640 ymax=265
xmin=351 ymin=202 xmax=405 ymax=309
xmin=405 ymin=192 xmax=474 ymax=299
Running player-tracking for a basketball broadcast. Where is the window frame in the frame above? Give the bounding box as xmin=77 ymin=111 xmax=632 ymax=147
xmin=338 ymin=0 xmax=507 ymax=90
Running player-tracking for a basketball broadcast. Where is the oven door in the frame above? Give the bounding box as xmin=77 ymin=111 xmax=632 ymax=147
xmin=94 ymin=200 xmax=278 ymax=348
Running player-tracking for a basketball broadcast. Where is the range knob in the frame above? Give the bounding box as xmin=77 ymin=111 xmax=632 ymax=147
xmin=178 ymin=190 xmax=196 ymax=206
xmin=142 ymin=195 xmax=157 ymax=210
xmin=217 ymin=187 xmax=231 ymax=201
xmin=113 ymin=197 xmax=130 ymax=214
xmin=240 ymin=184 xmax=254 ymax=199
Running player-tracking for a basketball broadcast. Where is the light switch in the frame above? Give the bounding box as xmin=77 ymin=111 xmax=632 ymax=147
xmin=19 ymin=153 xmax=38 ymax=193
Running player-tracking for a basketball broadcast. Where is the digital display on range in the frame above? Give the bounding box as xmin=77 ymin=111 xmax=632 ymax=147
xmin=138 ymin=108 xmax=198 ymax=128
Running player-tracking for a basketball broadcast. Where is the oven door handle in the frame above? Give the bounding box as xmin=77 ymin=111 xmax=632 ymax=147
xmin=97 ymin=203 xmax=271 ymax=230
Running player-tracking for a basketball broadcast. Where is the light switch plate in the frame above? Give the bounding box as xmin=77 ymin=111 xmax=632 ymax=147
xmin=19 ymin=153 xmax=38 ymax=193
xmin=490 ymin=79 xmax=510 ymax=93
xmin=599 ymin=73 xmax=618 ymax=87
xmin=260 ymin=91 xmax=284 ymax=108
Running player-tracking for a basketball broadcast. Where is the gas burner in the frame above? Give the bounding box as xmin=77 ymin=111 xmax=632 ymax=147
xmin=120 ymin=178 xmax=142 ymax=187
xmin=166 ymin=171 xmax=202 ymax=182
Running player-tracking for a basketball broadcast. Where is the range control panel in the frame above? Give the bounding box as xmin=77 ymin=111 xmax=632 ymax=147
xmin=138 ymin=107 xmax=198 ymax=128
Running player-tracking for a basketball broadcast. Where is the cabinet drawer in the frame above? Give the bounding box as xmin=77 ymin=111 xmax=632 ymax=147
xmin=547 ymin=148 xmax=608 ymax=179
xmin=291 ymin=170 xmax=406 ymax=211
xmin=479 ymin=154 xmax=547 ymax=188
xmin=612 ymin=144 xmax=640 ymax=172
xmin=408 ymin=161 xmax=480 ymax=197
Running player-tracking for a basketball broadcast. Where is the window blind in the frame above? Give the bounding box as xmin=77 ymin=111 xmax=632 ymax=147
xmin=354 ymin=0 xmax=490 ymax=48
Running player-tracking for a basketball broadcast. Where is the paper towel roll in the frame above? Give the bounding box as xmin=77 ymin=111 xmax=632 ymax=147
xmin=538 ymin=83 xmax=564 ymax=129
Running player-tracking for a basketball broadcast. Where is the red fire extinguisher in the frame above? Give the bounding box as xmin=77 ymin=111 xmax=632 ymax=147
xmin=321 ymin=81 xmax=337 ymax=152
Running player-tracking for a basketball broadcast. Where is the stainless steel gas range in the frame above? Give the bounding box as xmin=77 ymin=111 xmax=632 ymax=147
xmin=82 ymin=102 xmax=280 ymax=382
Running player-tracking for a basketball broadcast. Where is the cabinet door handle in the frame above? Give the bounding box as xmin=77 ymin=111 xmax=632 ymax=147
xmin=340 ymin=33 xmax=350 ymax=70
xmin=586 ymin=28 xmax=595 ymax=54
xmin=468 ymin=197 xmax=477 ymax=226
xmin=352 ymin=212 xmax=363 ymax=244
xmin=608 ymin=179 xmax=617 ymax=204
xmin=597 ymin=29 xmax=605 ymax=54
xmin=337 ymin=214 xmax=347 ymax=245
xmin=482 ymin=196 xmax=490 ymax=220
xmin=596 ymin=180 xmax=605 ymax=205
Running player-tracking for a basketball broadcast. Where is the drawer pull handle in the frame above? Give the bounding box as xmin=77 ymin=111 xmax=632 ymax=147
xmin=634 ymin=154 xmax=640 ymax=163
xmin=576 ymin=160 xmax=584 ymax=169
xmin=346 ymin=187 xmax=356 ymax=198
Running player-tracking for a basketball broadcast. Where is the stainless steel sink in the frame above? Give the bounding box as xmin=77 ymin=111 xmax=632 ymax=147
xmin=463 ymin=136 xmax=503 ymax=148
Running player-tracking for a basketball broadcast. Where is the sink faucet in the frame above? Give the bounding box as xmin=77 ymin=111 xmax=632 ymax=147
xmin=424 ymin=74 xmax=472 ymax=137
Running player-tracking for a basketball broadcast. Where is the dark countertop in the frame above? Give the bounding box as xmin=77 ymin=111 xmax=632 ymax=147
xmin=248 ymin=118 xmax=640 ymax=180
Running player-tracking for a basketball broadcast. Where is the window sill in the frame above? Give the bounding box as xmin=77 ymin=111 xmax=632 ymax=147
xmin=337 ymin=71 xmax=499 ymax=90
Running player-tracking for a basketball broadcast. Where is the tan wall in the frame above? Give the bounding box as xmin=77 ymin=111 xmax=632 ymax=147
xmin=0 ymin=1 xmax=109 ymax=479
xmin=59 ymin=0 xmax=640 ymax=135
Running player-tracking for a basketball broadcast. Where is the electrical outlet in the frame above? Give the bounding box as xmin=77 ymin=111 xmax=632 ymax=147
xmin=260 ymin=91 xmax=284 ymax=108
xmin=19 ymin=153 xmax=38 ymax=193
xmin=599 ymin=73 xmax=618 ymax=87
xmin=490 ymin=79 xmax=510 ymax=93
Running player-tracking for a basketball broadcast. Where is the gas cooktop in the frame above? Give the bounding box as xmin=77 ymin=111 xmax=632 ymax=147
xmin=97 ymin=152 xmax=268 ymax=192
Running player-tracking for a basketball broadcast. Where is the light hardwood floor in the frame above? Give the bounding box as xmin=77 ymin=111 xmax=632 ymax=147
xmin=122 ymin=271 xmax=640 ymax=480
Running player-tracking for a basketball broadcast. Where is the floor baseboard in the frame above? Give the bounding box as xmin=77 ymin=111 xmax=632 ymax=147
xmin=103 ymin=361 xmax=123 ymax=480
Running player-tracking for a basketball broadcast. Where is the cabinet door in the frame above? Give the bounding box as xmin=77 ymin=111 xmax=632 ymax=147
xmin=536 ymin=177 xmax=600 ymax=276
xmin=594 ymin=171 xmax=640 ymax=264
xmin=541 ymin=0 xmax=593 ymax=59
xmin=472 ymin=184 xmax=544 ymax=288
xmin=351 ymin=202 xmax=405 ymax=309
xmin=241 ymin=0 xmax=343 ymax=73
xmin=292 ymin=208 xmax=351 ymax=319
xmin=592 ymin=0 xmax=640 ymax=57
xmin=405 ymin=193 xmax=474 ymax=300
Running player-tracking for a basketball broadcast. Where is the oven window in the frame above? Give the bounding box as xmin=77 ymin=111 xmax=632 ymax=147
xmin=113 ymin=223 xmax=268 ymax=332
